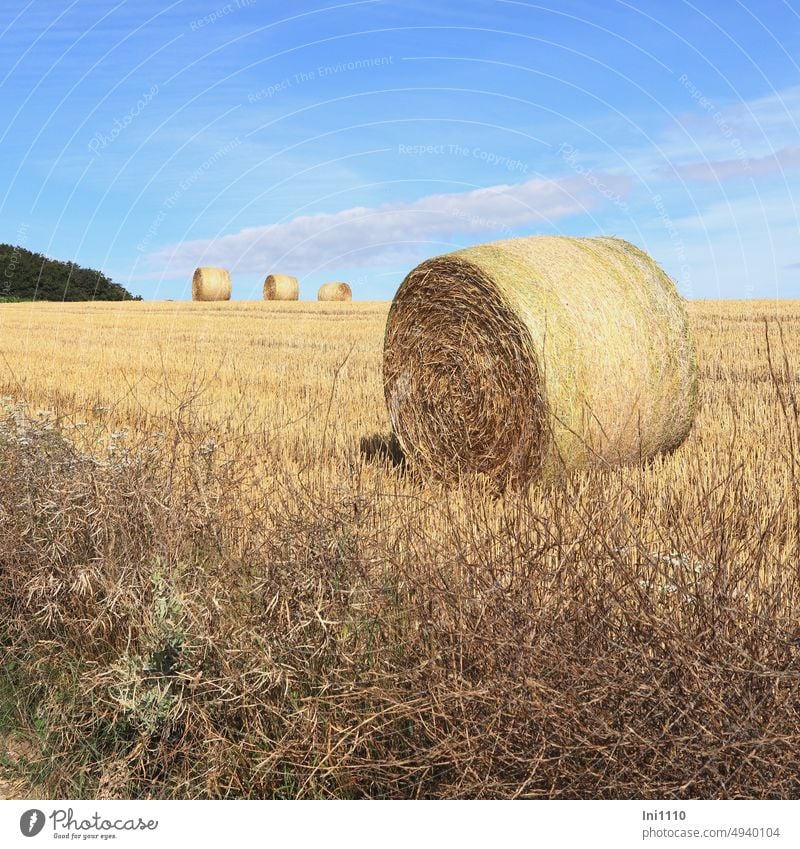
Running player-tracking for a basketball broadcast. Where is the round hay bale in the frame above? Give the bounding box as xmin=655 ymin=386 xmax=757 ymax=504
xmin=383 ymin=235 xmax=697 ymax=487
xmin=263 ymin=274 xmax=299 ymax=301
xmin=192 ymin=267 xmax=232 ymax=301
xmin=317 ymin=282 xmax=352 ymax=302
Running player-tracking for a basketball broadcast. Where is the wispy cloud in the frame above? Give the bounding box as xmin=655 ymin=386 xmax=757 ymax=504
xmin=147 ymin=173 xmax=632 ymax=275
xmin=660 ymin=145 xmax=800 ymax=183
xmin=785 ymin=262 xmax=800 ymax=270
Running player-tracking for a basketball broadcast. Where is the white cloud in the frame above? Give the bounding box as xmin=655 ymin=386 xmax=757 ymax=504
xmin=636 ymin=188 xmax=800 ymax=299
xmin=730 ymin=84 xmax=800 ymax=135
xmin=147 ymin=173 xmax=632 ymax=275
xmin=661 ymin=144 xmax=800 ymax=182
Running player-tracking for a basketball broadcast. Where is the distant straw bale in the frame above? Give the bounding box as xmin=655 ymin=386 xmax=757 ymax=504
xmin=263 ymin=274 xmax=299 ymax=301
xmin=191 ymin=267 xmax=232 ymax=301
xmin=317 ymin=282 xmax=352 ymax=302
xmin=383 ymin=235 xmax=698 ymax=488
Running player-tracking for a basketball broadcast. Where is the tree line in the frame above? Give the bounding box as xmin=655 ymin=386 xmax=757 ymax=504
xmin=1 ymin=243 xmax=140 ymax=301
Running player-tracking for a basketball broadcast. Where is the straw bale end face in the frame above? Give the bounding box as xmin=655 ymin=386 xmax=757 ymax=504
xmin=318 ymin=282 xmax=352 ymax=301
xmin=263 ymin=274 xmax=299 ymax=300
xmin=192 ymin=267 xmax=232 ymax=301
xmin=384 ymin=256 xmax=547 ymax=486
xmin=383 ymin=236 xmax=698 ymax=488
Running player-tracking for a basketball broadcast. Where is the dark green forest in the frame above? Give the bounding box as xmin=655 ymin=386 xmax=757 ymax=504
xmin=0 ymin=243 xmax=140 ymax=301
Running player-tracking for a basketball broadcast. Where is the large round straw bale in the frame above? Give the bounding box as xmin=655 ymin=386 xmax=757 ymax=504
xmin=317 ymin=281 xmax=352 ymax=301
xmin=192 ymin=267 xmax=232 ymax=301
xmin=263 ymin=274 xmax=299 ymax=300
xmin=383 ymin=236 xmax=697 ymax=487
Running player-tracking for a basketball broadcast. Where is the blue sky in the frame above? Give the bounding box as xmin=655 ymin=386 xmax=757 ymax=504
xmin=1 ymin=0 xmax=798 ymax=300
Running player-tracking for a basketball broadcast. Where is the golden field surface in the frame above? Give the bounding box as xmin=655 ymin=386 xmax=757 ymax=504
xmin=0 ymin=298 xmax=798 ymax=524
xmin=0 ymin=300 xmax=392 ymax=469
xmin=1 ymin=297 xmax=800 ymax=799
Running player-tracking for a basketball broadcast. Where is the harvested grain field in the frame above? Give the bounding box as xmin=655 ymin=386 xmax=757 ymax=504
xmin=1 ymin=298 xmax=799 ymax=799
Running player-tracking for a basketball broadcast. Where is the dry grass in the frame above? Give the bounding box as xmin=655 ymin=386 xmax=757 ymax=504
xmin=0 ymin=297 xmax=799 ymax=799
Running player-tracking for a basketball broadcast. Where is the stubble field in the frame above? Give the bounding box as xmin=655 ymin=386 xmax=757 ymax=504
xmin=1 ymin=298 xmax=799 ymax=799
